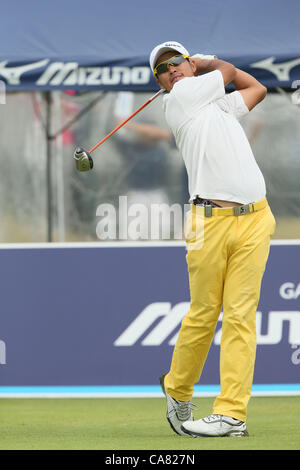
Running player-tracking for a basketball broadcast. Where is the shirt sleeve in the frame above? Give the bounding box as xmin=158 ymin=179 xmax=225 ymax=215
xmin=216 ymin=90 xmax=249 ymax=120
xmin=171 ymin=70 xmax=225 ymax=115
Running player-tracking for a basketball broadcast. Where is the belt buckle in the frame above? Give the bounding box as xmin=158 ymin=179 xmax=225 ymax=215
xmin=233 ymin=204 xmax=250 ymax=216
xmin=204 ymin=205 xmax=212 ymax=217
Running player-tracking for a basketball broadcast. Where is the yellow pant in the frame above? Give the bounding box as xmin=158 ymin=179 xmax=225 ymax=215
xmin=164 ymin=198 xmax=276 ymax=422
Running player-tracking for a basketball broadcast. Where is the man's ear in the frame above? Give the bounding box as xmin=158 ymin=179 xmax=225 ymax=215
xmin=189 ymin=58 xmax=197 ymax=75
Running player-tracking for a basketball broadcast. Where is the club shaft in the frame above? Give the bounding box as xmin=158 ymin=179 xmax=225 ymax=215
xmin=88 ymin=89 xmax=164 ymax=154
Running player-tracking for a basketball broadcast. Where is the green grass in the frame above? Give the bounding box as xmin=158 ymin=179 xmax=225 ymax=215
xmin=0 ymin=396 xmax=299 ymax=450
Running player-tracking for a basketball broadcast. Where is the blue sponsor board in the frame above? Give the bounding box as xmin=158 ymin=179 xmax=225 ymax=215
xmin=0 ymin=242 xmax=299 ymax=395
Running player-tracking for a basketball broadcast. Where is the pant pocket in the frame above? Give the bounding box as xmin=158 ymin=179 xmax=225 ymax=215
xmin=267 ymin=207 xmax=276 ymax=236
xmin=185 ymin=211 xmax=205 ymax=250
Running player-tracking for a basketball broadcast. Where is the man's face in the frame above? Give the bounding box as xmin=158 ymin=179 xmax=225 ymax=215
xmin=155 ymin=51 xmax=196 ymax=92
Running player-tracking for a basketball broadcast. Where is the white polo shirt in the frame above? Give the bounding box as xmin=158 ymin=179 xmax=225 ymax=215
xmin=162 ymin=70 xmax=266 ymax=204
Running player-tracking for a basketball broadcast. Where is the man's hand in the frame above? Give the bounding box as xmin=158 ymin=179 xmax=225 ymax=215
xmin=191 ymin=57 xmax=236 ymax=87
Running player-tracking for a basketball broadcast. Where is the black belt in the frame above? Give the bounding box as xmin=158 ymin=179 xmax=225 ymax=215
xmin=193 ymin=197 xmax=222 ymax=208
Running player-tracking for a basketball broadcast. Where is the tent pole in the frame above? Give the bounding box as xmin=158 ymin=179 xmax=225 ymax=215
xmin=43 ymin=91 xmax=106 ymax=243
xmin=46 ymin=91 xmax=52 ymax=242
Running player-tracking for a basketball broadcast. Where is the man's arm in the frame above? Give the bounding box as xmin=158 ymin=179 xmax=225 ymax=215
xmin=230 ymin=68 xmax=267 ymax=111
xmin=191 ymin=57 xmax=237 ymax=87
xmin=191 ymin=57 xmax=267 ymax=111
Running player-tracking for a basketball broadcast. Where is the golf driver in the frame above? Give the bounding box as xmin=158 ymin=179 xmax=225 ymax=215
xmin=73 ymin=88 xmax=165 ymax=172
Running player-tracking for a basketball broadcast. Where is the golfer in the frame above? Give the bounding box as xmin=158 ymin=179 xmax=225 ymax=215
xmin=149 ymin=41 xmax=276 ymax=437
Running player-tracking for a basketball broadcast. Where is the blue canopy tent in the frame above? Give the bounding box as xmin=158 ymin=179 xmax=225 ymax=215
xmin=1 ymin=0 xmax=299 ymax=91
xmin=1 ymin=0 xmax=299 ymax=239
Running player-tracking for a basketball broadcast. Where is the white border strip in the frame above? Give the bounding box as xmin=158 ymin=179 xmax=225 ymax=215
xmin=270 ymin=239 xmax=300 ymax=245
xmin=0 ymin=241 xmax=186 ymax=249
xmin=0 ymin=240 xmax=299 ymax=249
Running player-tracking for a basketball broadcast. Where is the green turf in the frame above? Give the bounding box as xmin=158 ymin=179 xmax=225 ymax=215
xmin=0 ymin=396 xmax=299 ymax=450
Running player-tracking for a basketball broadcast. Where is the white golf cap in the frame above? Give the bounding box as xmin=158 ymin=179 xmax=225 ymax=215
xmin=149 ymin=41 xmax=190 ymax=71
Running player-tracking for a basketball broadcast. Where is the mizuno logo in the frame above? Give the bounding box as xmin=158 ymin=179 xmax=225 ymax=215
xmin=114 ymin=302 xmax=186 ymax=346
xmin=0 ymin=59 xmax=49 ymax=85
xmin=0 ymin=61 xmax=151 ymax=86
xmin=250 ymin=57 xmax=300 ymax=81
xmin=114 ymin=302 xmax=300 ymax=346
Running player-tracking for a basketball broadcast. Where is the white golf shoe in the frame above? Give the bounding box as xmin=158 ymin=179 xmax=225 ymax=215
xmin=181 ymin=414 xmax=249 ymax=437
xmin=160 ymin=374 xmax=195 ymax=436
